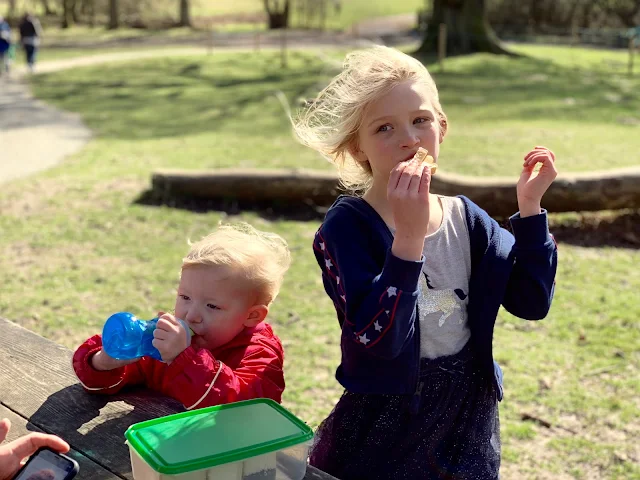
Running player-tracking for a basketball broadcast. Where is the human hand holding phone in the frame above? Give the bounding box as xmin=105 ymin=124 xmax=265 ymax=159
xmin=0 ymin=419 xmax=76 ymax=480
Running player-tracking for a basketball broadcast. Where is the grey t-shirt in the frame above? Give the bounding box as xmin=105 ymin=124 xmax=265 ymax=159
xmin=390 ymin=195 xmax=472 ymax=359
xmin=418 ymin=195 xmax=472 ymax=358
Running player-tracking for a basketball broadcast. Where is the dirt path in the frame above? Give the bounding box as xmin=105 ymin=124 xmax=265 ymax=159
xmin=0 ymin=40 xmax=384 ymax=185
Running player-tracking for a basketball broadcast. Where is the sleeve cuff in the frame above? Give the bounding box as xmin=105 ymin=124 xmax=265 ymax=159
xmin=378 ymin=248 xmax=424 ymax=292
xmin=509 ymin=209 xmax=552 ymax=247
xmin=165 ymin=347 xmax=203 ymax=380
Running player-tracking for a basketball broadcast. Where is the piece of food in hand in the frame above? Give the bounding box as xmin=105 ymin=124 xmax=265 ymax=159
xmin=413 ymin=147 xmax=437 ymax=174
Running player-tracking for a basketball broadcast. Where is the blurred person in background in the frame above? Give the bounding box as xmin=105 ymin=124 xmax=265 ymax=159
xmin=0 ymin=16 xmax=11 ymax=75
xmin=19 ymin=13 xmax=42 ymax=73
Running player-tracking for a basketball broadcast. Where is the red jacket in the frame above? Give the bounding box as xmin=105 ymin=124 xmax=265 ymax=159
xmin=73 ymin=322 xmax=285 ymax=410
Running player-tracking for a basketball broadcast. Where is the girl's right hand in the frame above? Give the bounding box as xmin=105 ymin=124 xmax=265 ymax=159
xmin=388 ymin=159 xmax=431 ymax=261
xmin=91 ymin=349 xmax=138 ymax=371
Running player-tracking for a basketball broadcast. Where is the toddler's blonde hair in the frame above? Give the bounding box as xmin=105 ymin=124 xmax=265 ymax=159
xmin=182 ymin=223 xmax=291 ymax=306
xmin=293 ymin=45 xmax=448 ymax=192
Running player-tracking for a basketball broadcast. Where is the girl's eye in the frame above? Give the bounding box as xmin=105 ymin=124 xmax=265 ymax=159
xmin=207 ymin=303 xmax=219 ymax=310
xmin=377 ymin=124 xmax=392 ymax=133
xmin=414 ymin=117 xmax=430 ymax=124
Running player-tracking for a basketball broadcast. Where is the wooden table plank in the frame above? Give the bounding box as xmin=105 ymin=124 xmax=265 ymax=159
xmin=0 ymin=317 xmax=185 ymax=480
xmin=0 ymin=405 xmax=123 ymax=480
xmin=0 ymin=317 xmax=338 ymax=480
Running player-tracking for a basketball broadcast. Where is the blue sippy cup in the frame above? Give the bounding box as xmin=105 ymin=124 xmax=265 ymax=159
xmin=102 ymin=312 xmax=192 ymax=361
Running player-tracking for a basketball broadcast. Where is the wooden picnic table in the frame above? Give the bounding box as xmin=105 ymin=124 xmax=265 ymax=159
xmin=0 ymin=317 xmax=337 ymax=480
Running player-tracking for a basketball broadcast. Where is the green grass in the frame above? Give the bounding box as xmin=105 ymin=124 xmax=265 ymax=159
xmin=0 ymin=45 xmax=639 ymax=479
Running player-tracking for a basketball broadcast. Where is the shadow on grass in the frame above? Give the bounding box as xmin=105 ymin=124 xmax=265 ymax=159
xmin=549 ymin=210 xmax=640 ymax=249
xmin=413 ymin=50 xmax=639 ymax=124
xmin=29 ymin=52 xmax=329 ymax=139
xmin=134 ymin=189 xmax=328 ymax=222
xmin=135 ymin=187 xmax=640 ymax=247
xmin=495 ymin=209 xmax=640 ymax=249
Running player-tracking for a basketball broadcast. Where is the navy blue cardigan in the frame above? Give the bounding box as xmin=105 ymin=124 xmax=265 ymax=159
xmin=312 ymin=195 xmax=557 ymax=399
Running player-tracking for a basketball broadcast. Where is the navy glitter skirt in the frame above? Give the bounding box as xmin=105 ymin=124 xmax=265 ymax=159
xmin=309 ymin=342 xmax=500 ymax=480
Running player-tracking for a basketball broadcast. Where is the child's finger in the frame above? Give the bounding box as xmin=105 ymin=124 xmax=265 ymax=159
xmin=418 ymin=163 xmax=431 ymax=194
xmin=0 ymin=418 xmax=11 ymax=443
xmin=387 ymin=162 xmax=407 ymax=195
xmin=153 ymin=328 xmax=168 ymax=340
xmin=408 ymin=163 xmax=425 ymax=193
xmin=523 ymin=151 xmax=548 ymax=167
xmin=396 ymin=160 xmax=420 ymax=192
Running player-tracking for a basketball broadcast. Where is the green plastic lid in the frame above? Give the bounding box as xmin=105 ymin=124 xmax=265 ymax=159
xmin=124 ymin=399 xmax=313 ymax=475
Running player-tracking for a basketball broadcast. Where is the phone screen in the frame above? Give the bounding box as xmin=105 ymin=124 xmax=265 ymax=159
xmin=13 ymin=449 xmax=77 ymax=480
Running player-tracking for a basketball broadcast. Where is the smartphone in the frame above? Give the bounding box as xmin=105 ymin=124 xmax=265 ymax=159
xmin=11 ymin=447 xmax=79 ymax=480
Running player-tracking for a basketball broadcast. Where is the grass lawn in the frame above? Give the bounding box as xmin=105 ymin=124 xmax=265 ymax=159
xmin=0 ymin=44 xmax=638 ymax=479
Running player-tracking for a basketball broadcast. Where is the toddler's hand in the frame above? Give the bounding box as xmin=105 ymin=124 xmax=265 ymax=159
xmin=91 ymin=349 xmax=138 ymax=371
xmin=152 ymin=313 xmax=189 ymax=364
xmin=517 ymin=146 xmax=558 ymax=217
xmin=387 ymin=159 xmax=431 ymax=260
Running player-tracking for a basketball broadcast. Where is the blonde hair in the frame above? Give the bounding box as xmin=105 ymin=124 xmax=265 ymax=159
xmin=293 ymin=46 xmax=448 ymax=192
xmin=182 ymin=223 xmax=291 ymax=306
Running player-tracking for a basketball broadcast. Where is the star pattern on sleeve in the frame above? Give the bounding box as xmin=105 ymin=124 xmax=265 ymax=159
xmin=315 ymin=229 xmax=403 ymax=347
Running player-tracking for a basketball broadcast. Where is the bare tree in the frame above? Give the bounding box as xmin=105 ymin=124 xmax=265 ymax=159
xmin=41 ymin=0 xmax=56 ymax=15
xmin=595 ymin=0 xmax=640 ymax=27
xmin=264 ymin=0 xmax=290 ymax=29
xmin=6 ymin=0 xmax=16 ymax=17
xmin=178 ymin=0 xmax=191 ymax=27
xmin=417 ymin=0 xmax=513 ymax=56
xmin=108 ymin=0 xmax=118 ymax=29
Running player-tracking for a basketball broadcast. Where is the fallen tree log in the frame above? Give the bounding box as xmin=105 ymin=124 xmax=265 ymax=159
xmin=151 ymin=167 xmax=640 ymax=218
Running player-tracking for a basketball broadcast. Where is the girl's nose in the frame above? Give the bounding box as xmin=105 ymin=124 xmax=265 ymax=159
xmin=399 ymin=129 xmax=420 ymax=149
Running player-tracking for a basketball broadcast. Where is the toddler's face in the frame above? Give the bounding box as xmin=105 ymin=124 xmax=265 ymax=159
xmin=356 ymin=80 xmax=441 ymax=186
xmin=174 ymin=265 xmax=259 ymax=351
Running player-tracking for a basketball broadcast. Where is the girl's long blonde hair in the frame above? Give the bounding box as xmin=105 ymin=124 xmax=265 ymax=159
xmin=293 ymin=46 xmax=448 ymax=193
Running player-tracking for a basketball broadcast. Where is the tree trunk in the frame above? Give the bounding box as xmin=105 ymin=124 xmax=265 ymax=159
xmin=264 ymin=0 xmax=290 ymax=29
xmin=61 ymin=0 xmax=74 ymax=28
xmin=41 ymin=0 xmax=56 ymax=15
xmin=151 ymin=167 xmax=640 ymax=218
xmin=178 ymin=0 xmax=191 ymax=27
xmin=108 ymin=0 xmax=118 ymax=29
xmin=7 ymin=0 xmax=16 ymax=17
xmin=417 ymin=0 xmax=514 ymax=56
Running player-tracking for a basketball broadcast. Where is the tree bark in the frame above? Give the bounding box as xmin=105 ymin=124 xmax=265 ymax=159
xmin=6 ymin=0 xmax=16 ymax=17
xmin=108 ymin=0 xmax=118 ymax=29
xmin=61 ymin=0 xmax=74 ymax=28
xmin=264 ymin=0 xmax=290 ymax=29
xmin=41 ymin=0 xmax=56 ymax=15
xmin=178 ymin=0 xmax=191 ymax=27
xmin=151 ymin=167 xmax=640 ymax=218
xmin=417 ymin=0 xmax=514 ymax=56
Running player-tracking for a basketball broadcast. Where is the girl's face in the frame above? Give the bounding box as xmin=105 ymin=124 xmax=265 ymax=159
xmin=355 ymin=80 xmax=442 ymax=190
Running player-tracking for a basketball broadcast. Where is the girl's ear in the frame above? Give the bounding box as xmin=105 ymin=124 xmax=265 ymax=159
xmin=244 ymin=305 xmax=268 ymax=328
xmin=439 ymin=118 xmax=448 ymax=144
xmin=348 ymin=142 xmax=367 ymax=164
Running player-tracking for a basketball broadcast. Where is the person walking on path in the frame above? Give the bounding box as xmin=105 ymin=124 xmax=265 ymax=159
xmin=19 ymin=13 xmax=42 ymax=73
xmin=0 ymin=16 xmax=11 ymax=75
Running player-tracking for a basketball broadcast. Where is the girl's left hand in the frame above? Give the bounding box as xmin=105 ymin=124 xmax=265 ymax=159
xmin=517 ymin=146 xmax=558 ymax=216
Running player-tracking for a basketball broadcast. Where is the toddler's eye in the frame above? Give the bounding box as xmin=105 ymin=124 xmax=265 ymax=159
xmin=377 ymin=124 xmax=392 ymax=133
xmin=207 ymin=303 xmax=219 ymax=310
xmin=180 ymin=294 xmax=190 ymax=301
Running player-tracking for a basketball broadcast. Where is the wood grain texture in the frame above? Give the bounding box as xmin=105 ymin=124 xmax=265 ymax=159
xmin=0 ymin=317 xmax=338 ymax=480
xmin=151 ymin=166 xmax=640 ymax=217
xmin=0 ymin=405 xmax=123 ymax=480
